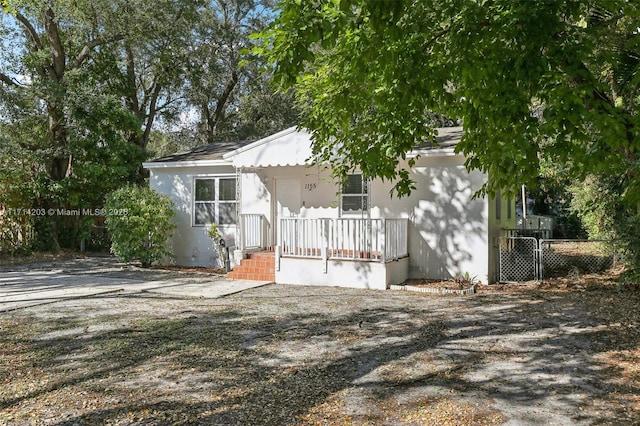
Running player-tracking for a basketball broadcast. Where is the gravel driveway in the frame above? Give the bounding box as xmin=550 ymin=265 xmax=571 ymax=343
xmin=1 ymin=257 xmax=638 ymax=425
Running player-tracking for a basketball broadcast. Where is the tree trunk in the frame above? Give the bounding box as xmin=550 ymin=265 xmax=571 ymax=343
xmin=37 ymin=4 xmax=70 ymax=250
xmin=205 ymin=70 xmax=239 ymax=144
xmin=46 ymin=102 xmax=70 ymax=181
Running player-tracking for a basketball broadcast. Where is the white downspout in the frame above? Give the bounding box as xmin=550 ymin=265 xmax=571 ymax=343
xmin=521 ymin=184 xmax=527 ymax=221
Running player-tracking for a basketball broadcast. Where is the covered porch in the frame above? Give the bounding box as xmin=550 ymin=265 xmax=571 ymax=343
xmin=221 ymin=127 xmax=411 ymax=288
xmin=222 ymin=126 xmax=490 ymax=288
xmin=236 ymin=215 xmax=410 ymax=290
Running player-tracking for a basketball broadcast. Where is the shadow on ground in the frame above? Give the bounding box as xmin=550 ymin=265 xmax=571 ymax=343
xmin=0 ymin=284 xmax=639 ymax=425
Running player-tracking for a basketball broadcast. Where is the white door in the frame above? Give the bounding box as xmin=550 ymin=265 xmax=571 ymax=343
xmin=274 ymin=178 xmax=301 ymax=249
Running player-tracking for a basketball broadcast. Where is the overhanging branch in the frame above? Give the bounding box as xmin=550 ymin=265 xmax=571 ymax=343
xmin=0 ymin=72 xmax=20 ymax=87
xmin=70 ymin=35 xmax=124 ymax=70
xmin=13 ymin=9 xmax=43 ymax=51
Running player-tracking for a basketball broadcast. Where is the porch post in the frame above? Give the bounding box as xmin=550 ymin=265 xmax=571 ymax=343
xmin=321 ymin=218 xmax=329 ymax=273
xmin=235 ymin=167 xmax=243 ymax=251
xmin=233 ymin=167 xmax=244 ymax=265
xmin=275 ymin=217 xmax=282 ymax=271
xmin=381 ymin=219 xmax=387 ymax=263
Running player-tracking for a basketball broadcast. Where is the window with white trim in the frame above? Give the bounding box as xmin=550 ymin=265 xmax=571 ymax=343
xmin=341 ymin=174 xmax=368 ymax=214
xmin=193 ymin=177 xmax=237 ymax=226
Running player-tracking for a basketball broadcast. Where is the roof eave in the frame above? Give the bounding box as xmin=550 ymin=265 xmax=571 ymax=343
xmin=408 ymin=147 xmax=459 ymax=158
xmin=143 ymin=159 xmax=232 ymax=169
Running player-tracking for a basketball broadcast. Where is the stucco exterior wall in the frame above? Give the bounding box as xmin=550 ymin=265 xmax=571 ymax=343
xmin=239 ymin=156 xmax=491 ymax=283
xmin=276 ymin=257 xmax=410 ymax=290
xmin=368 ymin=156 xmax=490 ymax=283
xmin=239 ymin=165 xmax=340 ymax=219
xmin=238 ymin=170 xmax=272 ymax=226
xmin=148 ymin=164 xmax=237 ymax=267
xmin=148 ymin=151 xmax=493 ymax=283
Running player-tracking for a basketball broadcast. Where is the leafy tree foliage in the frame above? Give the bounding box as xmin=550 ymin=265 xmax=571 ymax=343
xmin=567 ymin=172 xmax=640 ymax=279
xmin=521 ymin=159 xmax=587 ymax=239
xmin=227 ymin=80 xmax=299 ymax=141
xmin=256 ymin=0 xmax=640 ymax=201
xmin=104 ymin=186 xmax=176 ymax=267
xmin=570 ymin=175 xmax=619 ymax=241
xmin=255 ymin=0 xmax=640 ymax=274
xmin=0 ymin=0 xmax=293 ymax=253
xmin=0 ymin=122 xmax=35 ymax=254
xmin=0 ymin=0 xmax=152 ymax=248
xmin=112 ymin=0 xmax=209 ymax=152
xmin=182 ymin=0 xmax=299 ymax=144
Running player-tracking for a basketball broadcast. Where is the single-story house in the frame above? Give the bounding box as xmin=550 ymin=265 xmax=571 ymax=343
xmin=143 ymin=126 xmax=515 ymax=289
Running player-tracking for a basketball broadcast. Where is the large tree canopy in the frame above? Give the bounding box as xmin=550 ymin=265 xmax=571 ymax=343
xmin=256 ymin=0 xmax=640 ymax=198
xmin=0 ymin=0 xmax=292 ymax=251
xmin=0 ymin=0 xmax=150 ymax=248
xmin=182 ymin=0 xmax=299 ymax=145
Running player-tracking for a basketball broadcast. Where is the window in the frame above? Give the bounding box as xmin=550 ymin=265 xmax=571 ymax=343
xmin=194 ymin=177 xmax=237 ymax=226
xmin=341 ymin=174 xmax=368 ymax=213
xmin=495 ymin=189 xmax=501 ymax=220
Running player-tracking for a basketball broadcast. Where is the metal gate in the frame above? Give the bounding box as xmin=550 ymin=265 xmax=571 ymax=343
xmin=498 ymin=237 xmax=617 ymax=282
xmin=498 ymin=237 xmax=539 ymax=282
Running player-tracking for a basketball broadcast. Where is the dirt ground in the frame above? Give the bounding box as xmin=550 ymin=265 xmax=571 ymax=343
xmin=1 ymin=257 xmax=639 ymax=425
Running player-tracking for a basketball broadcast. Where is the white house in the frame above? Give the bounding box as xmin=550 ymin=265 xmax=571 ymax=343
xmin=143 ymin=127 xmax=515 ymax=289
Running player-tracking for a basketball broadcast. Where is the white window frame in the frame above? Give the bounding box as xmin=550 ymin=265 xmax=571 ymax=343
xmin=340 ymin=173 xmax=369 ymax=216
xmin=192 ymin=175 xmax=237 ymax=227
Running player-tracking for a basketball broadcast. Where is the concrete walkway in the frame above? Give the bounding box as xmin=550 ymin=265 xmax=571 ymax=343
xmin=0 ymin=256 xmax=271 ymax=312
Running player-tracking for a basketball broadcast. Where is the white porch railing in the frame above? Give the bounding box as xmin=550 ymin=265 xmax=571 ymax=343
xmin=278 ymin=218 xmax=408 ymax=262
xmin=239 ymin=214 xmax=270 ymax=250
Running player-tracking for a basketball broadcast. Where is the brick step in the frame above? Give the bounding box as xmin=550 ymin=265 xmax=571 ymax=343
xmin=227 ymin=251 xmax=275 ymax=281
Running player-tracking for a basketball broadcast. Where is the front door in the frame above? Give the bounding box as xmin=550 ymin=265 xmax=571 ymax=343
xmin=274 ymin=178 xmax=301 ymax=247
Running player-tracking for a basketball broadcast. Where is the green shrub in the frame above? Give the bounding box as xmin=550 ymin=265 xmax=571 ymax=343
xmin=105 ymin=186 xmax=176 ymax=267
xmin=207 ymin=223 xmax=228 ymax=268
xmin=0 ymin=215 xmax=32 ymax=255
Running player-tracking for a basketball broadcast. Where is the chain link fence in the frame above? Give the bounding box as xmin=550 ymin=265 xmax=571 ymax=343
xmin=540 ymin=240 xmax=617 ymax=278
xmin=498 ymin=237 xmax=618 ymax=282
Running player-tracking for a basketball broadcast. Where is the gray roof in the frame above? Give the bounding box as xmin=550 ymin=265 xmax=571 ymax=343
xmin=147 ymin=126 xmax=463 ymax=164
xmin=415 ymin=126 xmax=463 ymax=150
xmin=147 ymin=139 xmax=255 ymax=163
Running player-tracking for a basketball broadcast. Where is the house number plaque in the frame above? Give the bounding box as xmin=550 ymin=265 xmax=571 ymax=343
xmin=304 ymin=183 xmax=317 ymax=191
